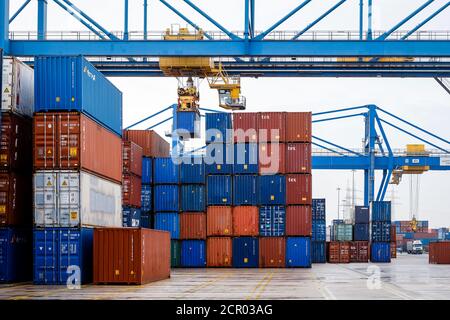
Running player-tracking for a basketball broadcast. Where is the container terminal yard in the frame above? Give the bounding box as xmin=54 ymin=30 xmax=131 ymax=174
xmin=1 ymin=0 xmax=450 ymax=304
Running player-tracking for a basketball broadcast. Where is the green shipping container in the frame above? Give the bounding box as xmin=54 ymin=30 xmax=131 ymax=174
xmin=333 ymin=224 xmax=353 ymax=241
xmin=171 ymin=240 xmax=181 ymax=267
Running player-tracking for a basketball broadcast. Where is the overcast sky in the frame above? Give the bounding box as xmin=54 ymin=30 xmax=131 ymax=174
xmin=8 ymin=0 xmax=450 ymax=227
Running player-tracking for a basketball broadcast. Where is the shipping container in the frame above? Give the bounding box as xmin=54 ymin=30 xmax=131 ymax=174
xmin=429 ymin=241 xmax=450 ymax=264
xmin=122 ymin=173 xmax=142 ymax=207
xmin=311 ymin=241 xmax=326 ymax=263
xmin=207 ymin=237 xmax=232 ymax=267
xmin=180 ymin=212 xmax=206 ymax=240
xmin=122 ymin=141 xmax=143 ymax=177
xmin=171 ymin=240 xmax=181 ymax=267
xmin=259 ymin=237 xmax=286 ymax=268
xmin=354 ymin=223 xmax=370 ymax=241
xmin=123 ymin=130 xmax=170 ymax=158
xmin=0 ymin=228 xmax=31 ymax=283
xmin=355 ymin=206 xmax=370 ymax=224
xmin=234 ymin=143 xmax=258 ymax=174
xmin=33 ymin=112 xmax=122 ymax=183
xmin=259 ymin=206 xmax=285 ymax=237
xmin=34 ymin=228 xmax=93 ymax=284
xmin=205 ymin=143 xmax=233 ymax=174
xmin=2 ymin=57 xmax=34 ymax=117
xmin=327 ymin=241 xmax=350 ymax=263
xmin=391 ymin=225 xmax=397 ymax=242
xmin=332 ymin=224 xmax=353 ymax=241
xmin=258 ymin=175 xmax=286 ymax=205
xmin=175 ymin=111 xmax=200 ymax=138
xmin=140 ymin=213 xmax=152 ymax=229
xmin=390 ymin=242 xmax=397 ymax=259
xmin=257 ymin=112 xmax=286 ymax=142
xmin=285 ymin=112 xmax=311 ymax=142
xmin=181 ymin=185 xmax=205 ymax=212
xmin=34 ymin=56 xmax=122 ymax=135
xmin=207 ymin=206 xmax=232 ymax=236
xmin=205 ymin=113 xmax=232 ymax=143
xmin=312 ymin=221 xmax=326 ymax=241
xmin=207 ymin=175 xmax=232 ymax=205
xmin=371 ymin=221 xmax=391 ymax=242
xmin=141 ymin=185 xmax=152 ymax=212
xmin=154 ymin=185 xmax=179 ymax=212
xmin=180 ymin=157 xmax=205 ymax=184
xmin=141 ymin=157 xmax=153 ymax=184
xmin=181 ymin=240 xmax=206 ymax=267
xmin=286 ymin=174 xmax=312 ymax=205
xmin=154 ymin=157 xmax=179 ymax=184
xmin=33 ymin=170 xmax=122 ymax=228
xmin=233 ymin=175 xmax=258 ymax=205
xmin=154 ymin=212 xmax=180 ymax=239
xmin=285 ymin=206 xmax=312 ymax=236
xmin=285 ymin=143 xmax=311 ymax=174
xmin=93 ymin=228 xmax=170 ymax=284
xmin=0 ymin=172 xmax=31 ymax=226
xmin=122 ymin=207 xmax=141 ymax=227
xmin=286 ymin=237 xmax=311 ymax=268
xmin=233 ymin=113 xmax=257 ymax=143
xmin=370 ymin=242 xmax=391 ymax=263
xmin=258 ymin=143 xmax=286 ymax=175
xmin=232 ymin=206 xmax=259 ymax=236
xmin=312 ymin=199 xmax=326 ymax=221
xmin=349 ymin=241 xmax=369 ymax=262
xmin=0 ymin=112 xmax=32 ymax=170
xmin=371 ymin=201 xmax=391 ymax=222
xmin=232 ymin=237 xmax=258 ymax=268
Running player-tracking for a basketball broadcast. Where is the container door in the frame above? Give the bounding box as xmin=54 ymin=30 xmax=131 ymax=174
xmin=58 ymin=113 xmax=81 ymax=169
xmin=33 ymin=171 xmax=58 ymax=226
xmin=58 ymin=229 xmax=81 ymax=285
xmin=58 ymin=171 xmax=80 ymax=227
xmin=34 ymin=229 xmax=58 ymax=284
xmin=1 ymin=58 xmax=14 ymax=112
xmin=0 ymin=229 xmax=12 ymax=281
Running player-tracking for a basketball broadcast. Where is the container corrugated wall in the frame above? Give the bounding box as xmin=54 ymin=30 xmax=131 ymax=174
xmin=154 ymin=158 xmax=179 ymax=184
xmin=122 ymin=173 xmax=142 ymax=207
xmin=232 ymin=237 xmax=258 ymax=268
xmin=233 ymin=175 xmax=258 ymax=205
xmin=355 ymin=206 xmax=370 ymax=223
xmin=370 ymin=242 xmax=391 ymax=263
xmin=286 ymin=237 xmax=311 ymax=268
xmin=0 ymin=228 xmax=31 ymax=283
xmin=354 ymin=223 xmax=370 ymax=241
xmin=258 ymin=143 xmax=286 ymax=175
xmin=259 ymin=206 xmax=285 ymax=237
xmin=286 ymin=143 xmax=311 ymax=174
xmin=180 ymin=158 xmax=205 ymax=184
xmin=180 ymin=213 xmax=206 ymax=239
xmin=285 ymin=112 xmax=311 ymax=142
xmin=181 ymin=240 xmax=206 ymax=267
xmin=141 ymin=157 xmax=153 ymax=184
xmin=259 ymin=237 xmax=286 ymax=268
xmin=311 ymin=241 xmax=326 ymax=263
xmin=371 ymin=222 xmax=391 ymax=242
xmin=123 ymin=130 xmax=170 ymax=158
xmin=233 ymin=113 xmax=257 ymax=143
xmin=181 ymin=185 xmax=205 ymax=212
xmin=232 ymin=206 xmax=259 ymax=236
xmin=122 ymin=141 xmax=143 ymax=177
xmin=0 ymin=172 xmax=31 ymax=226
xmin=234 ymin=143 xmax=258 ymax=174
xmin=141 ymin=185 xmax=152 ymax=212
xmin=286 ymin=174 xmax=312 ymax=205
xmin=207 ymin=237 xmax=232 ymax=267
xmin=154 ymin=212 xmax=180 ymax=239
xmin=371 ymin=201 xmax=392 ymax=221
xmin=257 ymin=112 xmax=286 ymax=142
xmin=285 ymin=206 xmax=311 ymax=236
xmin=429 ymin=241 xmax=450 ymax=264
xmin=171 ymin=240 xmax=181 ymax=267
xmin=154 ymin=185 xmax=179 ymax=212
xmin=258 ymin=175 xmax=286 ymax=205
xmin=205 ymin=113 xmax=232 ymax=143
xmin=205 ymin=144 xmax=233 ymax=174
xmin=207 ymin=175 xmax=232 ymax=205
xmin=207 ymin=206 xmax=232 ymax=236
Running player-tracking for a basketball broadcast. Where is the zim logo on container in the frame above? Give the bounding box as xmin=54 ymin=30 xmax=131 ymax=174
xmin=83 ymin=66 xmax=96 ymax=81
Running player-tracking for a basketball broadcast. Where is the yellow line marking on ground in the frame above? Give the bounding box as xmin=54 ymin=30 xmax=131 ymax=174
xmin=245 ymin=272 xmax=270 ymax=300
xmin=179 ymin=272 xmax=233 ymax=298
xmin=8 ymin=295 xmax=31 ymax=300
xmin=254 ymin=272 xmax=274 ymax=300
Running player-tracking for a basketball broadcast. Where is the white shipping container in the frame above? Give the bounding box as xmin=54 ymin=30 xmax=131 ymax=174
xmin=2 ymin=57 xmax=34 ymax=117
xmin=33 ymin=170 xmax=122 ymax=227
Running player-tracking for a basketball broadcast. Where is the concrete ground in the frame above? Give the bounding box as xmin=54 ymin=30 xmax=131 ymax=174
xmin=1 ymin=253 xmax=449 ymax=300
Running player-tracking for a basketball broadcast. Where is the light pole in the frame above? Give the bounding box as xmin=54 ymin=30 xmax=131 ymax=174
xmin=337 ymin=187 xmax=341 ymax=220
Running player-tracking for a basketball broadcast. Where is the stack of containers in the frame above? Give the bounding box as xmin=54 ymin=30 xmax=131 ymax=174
xmin=351 ymin=206 xmax=370 ymax=262
xmin=311 ymin=199 xmax=326 ymax=263
xmin=370 ymin=201 xmax=392 ymax=263
xmin=32 ymin=56 xmax=123 ymax=284
xmin=122 ymin=140 xmax=143 ymax=227
xmin=0 ymin=57 xmax=34 ymax=283
xmin=328 ymin=219 xmax=351 ymax=263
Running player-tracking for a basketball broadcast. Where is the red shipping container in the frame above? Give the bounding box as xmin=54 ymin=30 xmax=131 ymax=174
xmin=122 ymin=141 xmax=143 ymax=177
xmin=180 ymin=212 xmax=207 ymax=239
xmin=285 ymin=112 xmax=312 ymax=142
xmin=233 ymin=113 xmax=257 ymax=143
xmin=259 ymin=237 xmax=286 ymax=268
xmin=207 ymin=206 xmax=232 ymax=236
xmin=391 ymin=242 xmax=397 ymax=259
xmin=328 ymin=241 xmax=350 ymax=263
xmin=0 ymin=112 xmax=32 ymax=171
xmin=232 ymin=206 xmax=259 ymax=236
xmin=285 ymin=143 xmax=311 ymax=174
xmin=286 ymin=174 xmax=312 ymax=205
xmin=429 ymin=241 xmax=450 ymax=264
xmin=207 ymin=237 xmax=232 ymax=267
xmin=390 ymin=226 xmax=397 ymax=242
xmin=122 ymin=173 xmax=142 ymax=207
xmin=285 ymin=206 xmax=312 ymax=236
xmin=349 ymin=241 xmax=369 ymax=262
xmin=0 ymin=171 xmax=31 ymax=226
xmin=123 ymin=130 xmax=170 ymax=157
xmin=33 ymin=112 xmax=122 ymax=183
xmin=414 ymin=231 xmax=438 ymax=239
xmin=257 ymin=112 xmax=286 ymax=142
xmin=259 ymin=143 xmax=286 ymax=175
xmin=93 ymin=228 xmax=170 ymax=284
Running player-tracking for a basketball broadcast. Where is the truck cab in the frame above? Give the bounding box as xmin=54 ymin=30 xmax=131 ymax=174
xmin=407 ymin=240 xmax=424 ymax=254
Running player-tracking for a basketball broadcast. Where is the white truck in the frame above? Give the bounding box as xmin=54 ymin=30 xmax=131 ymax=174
xmin=407 ymin=240 xmax=424 ymax=254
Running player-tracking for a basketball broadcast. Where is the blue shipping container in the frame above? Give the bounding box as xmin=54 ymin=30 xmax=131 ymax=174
xmin=312 ymin=198 xmax=326 ymax=221
xmin=258 ymin=175 xmax=286 ymax=205
xmin=312 ymin=221 xmax=326 ymax=241
xmin=154 ymin=185 xmax=179 ymax=212
xmin=207 ymin=175 xmax=232 ymax=205
xmin=154 ymin=158 xmax=179 ymax=184
xmin=181 ymin=240 xmax=206 ymax=267
xmin=371 ymin=221 xmax=391 ymax=242
xmin=232 ymin=237 xmax=259 ymax=268
xmin=180 ymin=157 xmax=205 ymax=184
xmin=140 ymin=213 xmax=152 ymax=228
xmin=141 ymin=157 xmax=153 ymax=184
xmin=234 ymin=143 xmax=258 ymax=174
xmin=34 ymin=56 xmax=122 ymax=136
xmin=354 ymin=223 xmax=370 ymax=241
xmin=370 ymin=242 xmax=391 ymax=263
xmin=205 ymin=113 xmax=232 ymax=143
xmin=175 ymin=111 xmax=201 ymax=139
xmin=311 ymin=241 xmax=326 ymax=263
xmin=286 ymin=237 xmax=311 ymax=268
xmin=355 ymin=206 xmax=370 ymax=224
xmin=259 ymin=206 xmax=286 ymax=237
xmin=141 ymin=185 xmax=152 ymax=212
xmin=122 ymin=207 xmax=141 ymax=227
xmin=403 ymin=232 xmax=414 ymax=239
xmin=205 ymin=143 xmax=233 ymax=174
xmin=0 ymin=228 xmax=31 ymax=283
xmin=154 ymin=213 xmax=180 ymax=239
xmin=233 ymin=175 xmax=258 ymax=205
xmin=34 ymin=228 xmax=93 ymax=285
xmin=181 ymin=185 xmax=206 ymax=212
xmin=445 ymin=232 xmax=450 ymax=240
xmin=371 ymin=201 xmax=392 ymax=222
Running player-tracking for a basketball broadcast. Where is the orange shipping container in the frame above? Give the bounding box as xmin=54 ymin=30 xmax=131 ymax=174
xmin=123 ymin=130 xmax=170 ymax=157
xmin=286 ymin=174 xmax=312 ymax=205
xmin=429 ymin=241 xmax=450 ymax=264
xmin=0 ymin=172 xmax=31 ymax=226
xmin=285 ymin=206 xmax=312 ymax=236
xmin=93 ymin=228 xmax=170 ymax=284
xmin=233 ymin=113 xmax=257 ymax=143
xmin=122 ymin=141 xmax=143 ymax=177
xmin=122 ymin=173 xmax=142 ymax=207
xmin=207 ymin=206 xmax=232 ymax=236
xmin=207 ymin=237 xmax=232 ymax=267
xmin=328 ymin=241 xmax=350 ymax=263
xmin=259 ymin=237 xmax=286 ymax=268
xmin=232 ymin=206 xmax=259 ymax=236
xmin=180 ymin=212 xmax=207 ymax=239
xmin=285 ymin=112 xmax=312 ymax=142
xmin=259 ymin=143 xmax=286 ymax=175
xmin=285 ymin=143 xmax=311 ymax=173
xmin=257 ymin=112 xmax=286 ymax=142
xmin=390 ymin=242 xmax=397 ymax=259
xmin=33 ymin=112 xmax=122 ymax=183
